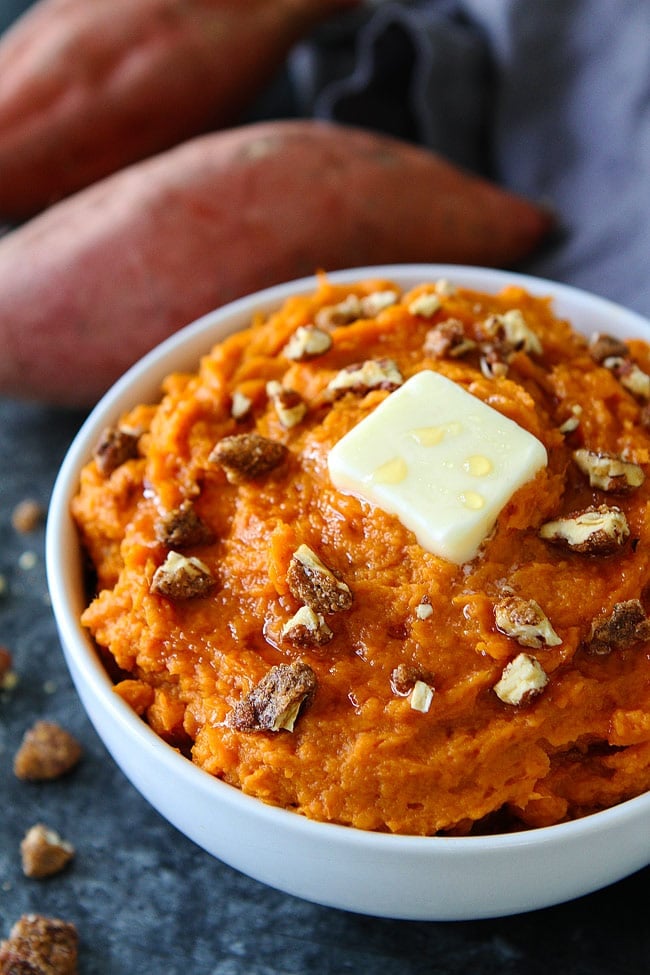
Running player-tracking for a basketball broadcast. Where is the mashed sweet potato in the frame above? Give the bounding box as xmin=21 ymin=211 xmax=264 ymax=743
xmin=72 ymin=275 xmax=650 ymax=834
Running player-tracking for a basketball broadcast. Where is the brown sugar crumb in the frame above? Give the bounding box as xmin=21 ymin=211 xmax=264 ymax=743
xmin=0 ymin=914 xmax=78 ymax=975
xmin=150 ymin=551 xmax=215 ymax=600
xmin=14 ymin=722 xmax=82 ymax=782
xmin=21 ymin=824 xmax=75 ymax=879
xmin=226 ymin=661 xmax=317 ymax=732
xmin=154 ymin=500 xmax=214 ymax=549
xmin=286 ymin=544 xmax=353 ymax=615
xmin=11 ymin=499 xmax=45 ymax=534
xmin=209 ymin=432 xmax=288 ymax=483
xmin=93 ymin=426 xmax=140 ymax=476
xmin=587 ymin=599 xmax=650 ymax=654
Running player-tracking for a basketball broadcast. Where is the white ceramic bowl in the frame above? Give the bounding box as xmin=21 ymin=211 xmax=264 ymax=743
xmin=46 ymin=265 xmax=650 ymax=921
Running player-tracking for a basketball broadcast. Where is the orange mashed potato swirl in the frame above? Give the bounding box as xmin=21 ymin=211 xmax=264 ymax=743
xmin=72 ymin=275 xmax=650 ymax=835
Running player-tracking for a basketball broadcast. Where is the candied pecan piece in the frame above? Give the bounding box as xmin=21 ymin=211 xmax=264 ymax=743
xmin=587 ymin=599 xmax=650 ymax=654
xmin=230 ymin=390 xmax=253 ymax=420
xmin=150 ymin=551 xmax=215 ymax=600
xmin=494 ymin=596 xmax=562 ymax=649
xmin=408 ymin=292 xmax=441 ymax=318
xmin=266 ymin=381 xmax=307 ymax=429
xmin=479 ymin=345 xmax=509 ymax=379
xmin=494 ymin=653 xmax=548 ymax=706
xmin=538 ymin=504 xmax=629 ymax=554
xmin=359 ymin=289 xmax=399 ymax=316
xmin=603 ymin=356 xmax=650 ymax=399
xmin=21 ymin=825 xmax=75 ymax=879
xmin=423 ymin=319 xmax=476 ymax=359
xmin=282 ymin=324 xmax=332 ymax=361
xmin=573 ymin=449 xmax=645 ymax=492
xmin=390 ymin=663 xmax=435 ymax=713
xmin=209 ymin=432 xmax=288 ymax=483
xmin=154 ymin=500 xmax=214 ymax=549
xmin=480 ymin=309 xmax=542 ymax=356
xmin=315 ymin=294 xmax=362 ymax=328
xmin=0 ymin=914 xmax=78 ymax=975
xmin=327 ymin=358 xmax=403 ymax=396
xmin=589 ymin=332 xmax=629 ymax=363
xmin=14 ymin=722 xmax=82 ymax=781
xmin=281 ymin=605 xmax=333 ymax=647
xmin=226 ymin=661 xmax=317 ymax=732
xmin=287 ymin=544 xmax=353 ymax=615
xmin=93 ymin=425 xmax=139 ymax=475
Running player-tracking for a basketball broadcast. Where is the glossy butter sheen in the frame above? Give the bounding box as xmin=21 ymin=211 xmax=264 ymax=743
xmin=327 ymin=370 xmax=548 ymax=564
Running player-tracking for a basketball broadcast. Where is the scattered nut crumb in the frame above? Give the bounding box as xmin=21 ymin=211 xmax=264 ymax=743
xmin=230 ymin=390 xmax=253 ymax=420
xmin=415 ymin=599 xmax=434 ymax=620
xmin=359 ymin=289 xmax=399 ymax=317
xmin=494 ymin=653 xmax=548 ymax=706
xmin=14 ymin=721 xmax=82 ymax=781
xmin=589 ymin=332 xmax=629 ymax=363
xmin=287 ymin=544 xmax=353 ymax=615
xmin=587 ymin=599 xmax=650 ymax=654
xmin=390 ymin=663 xmax=433 ymax=696
xmin=226 ymin=661 xmax=317 ymax=732
xmin=21 ymin=824 xmax=75 ymax=879
xmin=0 ymin=914 xmax=78 ymax=975
xmin=480 ymin=309 xmax=542 ymax=356
xmin=281 ymin=605 xmax=333 ymax=647
xmin=410 ymin=679 xmax=434 ymax=713
xmin=315 ymin=294 xmax=362 ymax=329
xmin=408 ymin=292 xmax=441 ymax=318
xmin=209 ymin=432 xmax=288 ymax=483
xmin=0 ymin=646 xmax=16 ymax=690
xmin=11 ymin=499 xmax=44 ymax=534
xmin=154 ymin=500 xmax=214 ymax=549
xmin=603 ymin=356 xmax=650 ymax=399
xmin=424 ymin=319 xmax=476 ymax=359
xmin=150 ymin=551 xmax=215 ymax=600
xmin=93 ymin=425 xmax=139 ymax=476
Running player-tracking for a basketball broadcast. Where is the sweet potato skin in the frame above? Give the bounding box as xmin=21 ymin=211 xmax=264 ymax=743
xmin=0 ymin=120 xmax=553 ymax=406
xmin=0 ymin=0 xmax=360 ymax=219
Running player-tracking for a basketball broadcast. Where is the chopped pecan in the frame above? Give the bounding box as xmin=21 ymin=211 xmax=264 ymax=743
xmin=21 ymin=824 xmax=75 ymax=879
xmin=286 ymin=544 xmax=352 ymax=615
xmin=327 ymin=357 xmax=403 ymax=396
xmin=154 ymin=500 xmax=214 ymax=549
xmin=390 ymin=663 xmax=434 ymax=701
xmin=315 ymin=294 xmax=362 ymax=328
xmin=410 ymin=680 xmax=435 ymax=713
xmin=0 ymin=915 xmax=78 ymax=975
xmin=226 ymin=661 xmax=317 ymax=732
xmin=209 ymin=432 xmax=288 ymax=483
xmin=603 ymin=356 xmax=650 ymax=399
xmin=538 ymin=504 xmax=629 ymax=554
xmin=283 ymin=324 xmax=332 ymax=361
xmin=93 ymin=425 xmax=139 ymax=475
xmin=150 ymin=551 xmax=215 ymax=599
xmin=494 ymin=596 xmax=562 ymax=649
xmin=14 ymin=721 xmax=82 ymax=781
xmin=415 ymin=598 xmax=433 ymax=620
xmin=266 ymin=381 xmax=307 ymax=429
xmin=494 ymin=652 xmax=548 ymax=706
xmin=281 ymin=605 xmax=333 ymax=647
xmin=573 ymin=448 xmax=645 ymax=493
xmin=423 ymin=319 xmax=476 ymax=359
xmin=408 ymin=292 xmax=441 ymax=318
xmin=359 ymin=289 xmax=399 ymax=317
xmin=589 ymin=332 xmax=629 ymax=363
xmin=230 ymin=390 xmax=253 ymax=420
xmin=480 ymin=309 xmax=543 ymax=356
xmin=0 ymin=646 xmax=15 ymax=690
xmin=558 ymin=404 xmax=582 ymax=434
xmin=587 ymin=599 xmax=650 ymax=654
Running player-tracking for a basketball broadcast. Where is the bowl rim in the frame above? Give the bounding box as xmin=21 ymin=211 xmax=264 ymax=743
xmin=46 ymin=262 xmax=650 ymax=856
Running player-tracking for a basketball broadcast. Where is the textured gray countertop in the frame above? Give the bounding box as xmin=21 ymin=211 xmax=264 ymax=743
xmin=1 ymin=395 xmax=649 ymax=974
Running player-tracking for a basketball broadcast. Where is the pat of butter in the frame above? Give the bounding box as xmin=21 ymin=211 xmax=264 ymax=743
xmin=327 ymin=370 xmax=547 ymax=564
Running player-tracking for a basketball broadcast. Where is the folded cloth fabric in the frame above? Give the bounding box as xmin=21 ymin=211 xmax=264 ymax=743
xmin=292 ymin=0 xmax=650 ymax=316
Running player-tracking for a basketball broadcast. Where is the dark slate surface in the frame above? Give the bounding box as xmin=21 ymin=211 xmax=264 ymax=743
xmin=1 ymin=398 xmax=649 ymax=975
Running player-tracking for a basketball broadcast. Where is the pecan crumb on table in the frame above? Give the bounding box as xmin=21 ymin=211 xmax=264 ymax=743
xmin=14 ymin=721 xmax=82 ymax=781
xmin=0 ymin=914 xmax=78 ymax=975
xmin=21 ymin=824 xmax=75 ymax=879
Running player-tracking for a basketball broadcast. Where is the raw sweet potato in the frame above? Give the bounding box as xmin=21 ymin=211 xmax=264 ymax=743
xmin=0 ymin=0 xmax=361 ymax=220
xmin=0 ymin=119 xmax=554 ymax=406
